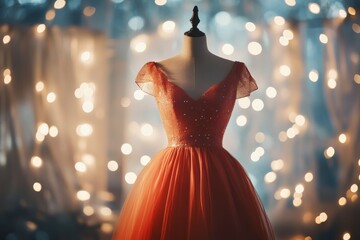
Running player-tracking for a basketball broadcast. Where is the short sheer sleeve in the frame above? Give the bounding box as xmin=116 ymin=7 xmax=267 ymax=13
xmin=135 ymin=62 xmax=154 ymax=96
xmin=236 ymin=63 xmax=258 ymax=99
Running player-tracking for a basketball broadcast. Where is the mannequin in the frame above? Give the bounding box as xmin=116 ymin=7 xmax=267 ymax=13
xmin=157 ymin=6 xmax=235 ymax=100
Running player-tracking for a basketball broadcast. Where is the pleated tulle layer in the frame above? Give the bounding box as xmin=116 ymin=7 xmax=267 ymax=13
xmin=113 ymin=146 xmax=274 ymax=240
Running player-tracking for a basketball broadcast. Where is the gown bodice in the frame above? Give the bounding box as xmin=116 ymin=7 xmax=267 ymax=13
xmin=135 ymin=61 xmax=258 ymax=147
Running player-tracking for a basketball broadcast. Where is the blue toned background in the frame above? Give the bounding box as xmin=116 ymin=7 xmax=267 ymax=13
xmin=1 ymin=0 xmax=360 ymax=239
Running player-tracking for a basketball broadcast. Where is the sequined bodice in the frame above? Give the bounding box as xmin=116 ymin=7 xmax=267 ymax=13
xmin=135 ymin=61 xmax=258 ymax=147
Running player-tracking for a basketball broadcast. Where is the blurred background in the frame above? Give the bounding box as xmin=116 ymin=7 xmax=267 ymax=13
xmin=1 ymin=0 xmax=360 ymax=239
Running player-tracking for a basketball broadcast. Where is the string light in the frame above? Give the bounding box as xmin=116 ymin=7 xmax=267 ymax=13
xmin=279 ymin=65 xmax=291 ymax=76
xmin=304 ymin=172 xmax=314 ymax=182
xmin=319 ymin=34 xmax=328 ymax=44
xmin=264 ymin=172 xmax=277 ymax=183
xmin=31 ymin=156 xmax=43 ymax=168
xmin=36 ymin=24 xmax=46 ymax=33
xmin=100 ymin=206 xmax=112 ymax=216
xmin=141 ymin=123 xmax=153 ymax=136
xmin=125 ymin=172 xmax=137 ymax=184
xmin=47 ymin=92 xmax=56 ymax=103
xmin=2 ymin=35 xmax=11 ymax=44
xmin=354 ymin=74 xmax=360 ymax=84
xmin=236 ymin=115 xmax=247 ymax=127
xmin=237 ymin=97 xmax=250 ymax=109
xmin=134 ymin=89 xmax=146 ymax=100
xmin=308 ymin=70 xmax=319 ymax=82
xmin=108 ymin=160 xmax=119 ymax=171
xmin=77 ymin=190 xmax=90 ymax=201
xmin=266 ymin=87 xmax=277 ymax=98
xmin=343 ymin=232 xmax=351 ymax=240
xmin=54 ymin=0 xmax=66 ymax=9
xmin=338 ymin=133 xmax=347 ymax=143
xmin=154 ymin=0 xmax=167 ymax=6
xmin=222 ymin=43 xmax=234 ymax=55
xmin=75 ymin=162 xmax=87 ymax=172
xmin=327 ymin=79 xmax=337 ymax=89
xmin=83 ymin=6 xmax=96 ymax=17
xmin=252 ymin=99 xmax=264 ymax=111
xmin=308 ymin=3 xmax=320 ymax=14
xmin=338 ymin=197 xmax=347 ymax=206
xmin=46 ymin=9 xmax=56 ymax=20
xmin=274 ymin=16 xmax=285 ymax=26
xmin=245 ymin=22 xmax=256 ymax=32
xmin=255 ymin=132 xmax=265 ymax=143
xmin=140 ymin=155 xmax=151 ymax=166
xmin=33 ymin=182 xmax=42 ymax=192
xmin=271 ymin=159 xmax=284 ymax=171
xmin=35 ymin=81 xmax=45 ymax=92
xmin=324 ymin=146 xmax=335 ymax=158
xmin=161 ymin=20 xmax=176 ymax=34
xmin=348 ymin=7 xmax=356 ymax=16
xmin=121 ymin=143 xmax=132 ymax=155
xmin=248 ymin=41 xmax=262 ymax=55
xmin=76 ymin=123 xmax=93 ymax=137
xmin=284 ymin=0 xmax=296 ymax=7
xmin=83 ymin=206 xmax=94 ymax=216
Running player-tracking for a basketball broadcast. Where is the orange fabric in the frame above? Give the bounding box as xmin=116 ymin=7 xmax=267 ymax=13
xmin=113 ymin=62 xmax=274 ymax=240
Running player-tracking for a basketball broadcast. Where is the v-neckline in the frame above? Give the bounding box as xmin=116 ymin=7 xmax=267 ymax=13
xmin=152 ymin=61 xmax=238 ymax=101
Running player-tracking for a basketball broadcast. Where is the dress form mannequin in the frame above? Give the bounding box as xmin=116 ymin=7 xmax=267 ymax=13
xmin=157 ymin=6 xmax=235 ymax=100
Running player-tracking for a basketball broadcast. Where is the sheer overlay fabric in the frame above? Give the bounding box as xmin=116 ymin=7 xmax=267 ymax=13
xmin=113 ymin=61 xmax=274 ymax=240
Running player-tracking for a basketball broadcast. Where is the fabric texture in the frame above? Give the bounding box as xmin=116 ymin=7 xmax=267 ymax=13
xmin=113 ymin=61 xmax=274 ymax=240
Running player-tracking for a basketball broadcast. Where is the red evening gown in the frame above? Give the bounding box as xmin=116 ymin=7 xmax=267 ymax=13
xmin=113 ymin=61 xmax=275 ymax=240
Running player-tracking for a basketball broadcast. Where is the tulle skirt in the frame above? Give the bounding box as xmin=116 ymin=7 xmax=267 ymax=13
xmin=113 ymin=146 xmax=275 ymax=240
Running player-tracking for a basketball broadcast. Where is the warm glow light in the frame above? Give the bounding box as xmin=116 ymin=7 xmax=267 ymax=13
xmin=125 ymin=172 xmax=137 ymax=184
xmin=80 ymin=51 xmax=93 ymax=63
xmin=33 ymin=182 xmax=42 ymax=192
xmin=46 ymin=9 xmax=56 ymax=20
xmin=83 ymin=6 xmax=96 ymax=17
xmin=100 ymin=206 xmax=112 ymax=216
xmin=278 ymin=131 xmax=287 ymax=142
xmin=252 ymin=99 xmax=264 ymax=111
xmin=319 ymin=34 xmax=328 ymax=44
xmin=348 ymin=7 xmax=356 ymax=16
xmin=255 ymin=132 xmax=265 ymax=143
xmin=315 ymin=216 xmax=322 ymax=224
xmin=222 ymin=43 xmax=234 ymax=55
xmin=295 ymin=115 xmax=305 ymax=126
xmin=31 ymin=156 xmax=43 ymax=168
xmin=319 ymin=212 xmax=328 ymax=222
xmin=352 ymin=23 xmax=360 ymax=34
xmin=215 ymin=11 xmax=231 ymax=26
xmin=108 ymin=160 xmax=119 ymax=172
xmin=3 ymin=35 xmax=11 ymax=44
xmin=75 ymin=162 xmax=87 ymax=172
xmin=284 ymin=0 xmax=296 ymax=7
xmin=280 ymin=65 xmax=291 ymax=76
xmin=140 ymin=155 xmax=151 ymax=166
xmin=135 ymin=42 xmax=147 ymax=53
xmin=49 ymin=126 xmax=58 ymax=137
xmin=274 ymin=16 xmax=285 ymax=26
xmin=82 ymin=102 xmax=94 ymax=113
xmin=327 ymin=79 xmax=337 ymax=89
xmin=154 ymin=0 xmax=167 ymax=6
xmin=338 ymin=133 xmax=347 ymax=143
xmin=251 ymin=152 xmax=260 ymax=162
xmin=134 ymin=89 xmax=146 ymax=100
xmin=162 ymin=20 xmax=176 ymax=33
xmin=280 ymin=188 xmax=291 ymax=198
xmin=3 ymin=68 xmax=10 ymax=76
xmin=308 ymin=3 xmax=320 ymax=14
xmin=328 ymin=69 xmax=338 ymax=79
xmin=354 ymin=74 xmax=360 ymax=84
xmin=286 ymin=128 xmax=297 ymax=139
xmin=339 ymin=9 xmax=347 ymax=18
xmin=338 ymin=197 xmax=347 ymax=206
xmin=264 ymin=172 xmax=277 ymax=183
xmin=279 ymin=36 xmax=289 ymax=46
xmin=36 ymin=132 xmax=45 ymax=142
xmin=271 ymin=159 xmax=284 ymax=171
xmin=237 ymin=97 xmax=250 ymax=109
xmin=77 ymin=190 xmax=90 ymax=201
xmin=83 ymin=206 xmax=94 ymax=216
xmin=266 ymin=87 xmax=277 ymax=98
xmin=121 ymin=97 xmax=131 ymax=107
xmin=35 ymin=81 xmax=45 ymax=92
xmin=121 ymin=143 xmax=132 ymax=155
xmin=343 ymin=232 xmax=351 ymax=240
xmin=38 ymin=123 xmax=49 ymax=136
xmin=283 ymin=29 xmax=294 ymax=40
xmin=245 ymin=22 xmax=256 ymax=32
xmin=309 ymin=70 xmax=319 ymax=82
xmin=248 ymin=42 xmax=262 ymax=55
xmin=293 ymin=198 xmax=302 ymax=207
xmin=47 ymin=92 xmax=56 ymax=103
xmin=324 ymin=146 xmax=335 ymax=158
xmin=36 ymin=24 xmax=46 ymax=33
xmin=141 ymin=123 xmax=153 ymax=136
xmin=350 ymin=184 xmax=358 ymax=193
xmin=76 ymin=123 xmax=93 ymax=137
xmin=4 ymin=75 xmax=11 ymax=84
xmin=305 ymin=172 xmax=314 ymax=182
xmin=54 ymin=0 xmax=66 ymax=9
xmin=295 ymin=184 xmax=304 ymax=193
xmin=236 ymin=115 xmax=247 ymax=127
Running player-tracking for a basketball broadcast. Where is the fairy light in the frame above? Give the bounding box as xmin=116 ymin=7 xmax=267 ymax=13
xmin=82 ymin=101 xmax=94 ymax=113
xmin=274 ymin=16 xmax=285 ymax=26
xmin=304 ymin=172 xmax=314 ymax=182
xmin=280 ymin=65 xmax=291 ymax=76
xmin=222 ymin=43 xmax=234 ymax=55
xmin=278 ymin=131 xmax=287 ymax=142
xmin=279 ymin=36 xmax=289 ymax=46
xmin=284 ymin=0 xmax=296 ymax=7
xmin=295 ymin=115 xmax=305 ymax=126
xmin=264 ymin=172 xmax=277 ymax=183
xmin=295 ymin=184 xmax=304 ymax=193
xmin=121 ymin=143 xmax=132 ymax=155
xmin=36 ymin=24 xmax=46 ymax=33
xmin=76 ymin=123 xmax=93 ymax=137
xmin=80 ymin=51 xmax=93 ymax=63
xmin=283 ymin=29 xmax=294 ymax=40
xmin=252 ymin=99 xmax=264 ymax=111
xmin=38 ymin=123 xmax=49 ymax=136
xmin=248 ymin=42 xmax=262 ymax=55
xmin=47 ymin=92 xmax=56 ymax=103
xmin=141 ymin=123 xmax=153 ymax=136
xmin=46 ymin=9 xmax=56 ymax=20
xmin=35 ymin=81 xmax=45 ymax=92
xmin=162 ymin=20 xmax=176 ymax=33
xmin=237 ymin=97 xmax=250 ymax=109
xmin=140 ymin=155 xmax=151 ymax=166
xmin=338 ymin=9 xmax=347 ymax=18
xmin=215 ymin=11 xmax=231 ymax=26
xmin=324 ymin=146 xmax=335 ymax=158
xmin=309 ymin=70 xmax=319 ymax=82
xmin=3 ymin=35 xmax=11 ymax=44
xmin=255 ymin=132 xmax=265 ymax=143
xmin=348 ymin=7 xmax=356 ymax=16
xmin=338 ymin=133 xmax=347 ymax=143
xmin=107 ymin=160 xmax=119 ymax=172
xmin=100 ymin=206 xmax=112 ymax=216
xmin=308 ymin=3 xmax=320 ymax=14
xmin=343 ymin=232 xmax=351 ymax=240
xmin=33 ymin=182 xmax=42 ymax=192
xmin=338 ymin=197 xmax=347 ymax=206
xmin=125 ymin=172 xmax=137 ymax=184
xmin=350 ymin=184 xmax=358 ymax=193
xmin=83 ymin=6 xmax=96 ymax=17
xmin=271 ymin=159 xmax=284 ymax=171
xmin=31 ymin=156 xmax=43 ymax=168
xmin=4 ymin=75 xmax=11 ymax=84
xmin=236 ymin=115 xmax=247 ymax=127
xmin=77 ymin=190 xmax=90 ymax=201
xmin=154 ymin=0 xmax=167 ymax=6
xmin=352 ymin=23 xmax=360 ymax=34
xmin=54 ymin=0 xmax=66 ymax=9
xmin=327 ymin=79 xmax=337 ymax=89
xmin=83 ymin=206 xmax=94 ymax=216
xmin=134 ymin=89 xmax=146 ymax=100
xmin=293 ymin=198 xmax=302 ymax=207
xmin=319 ymin=34 xmax=328 ymax=44
xmin=280 ymin=188 xmax=291 ymax=198
xmin=245 ymin=22 xmax=256 ymax=32
xmin=319 ymin=212 xmax=328 ymax=222
xmin=266 ymin=87 xmax=277 ymax=98
xmin=75 ymin=162 xmax=87 ymax=172
xmin=354 ymin=74 xmax=360 ymax=84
